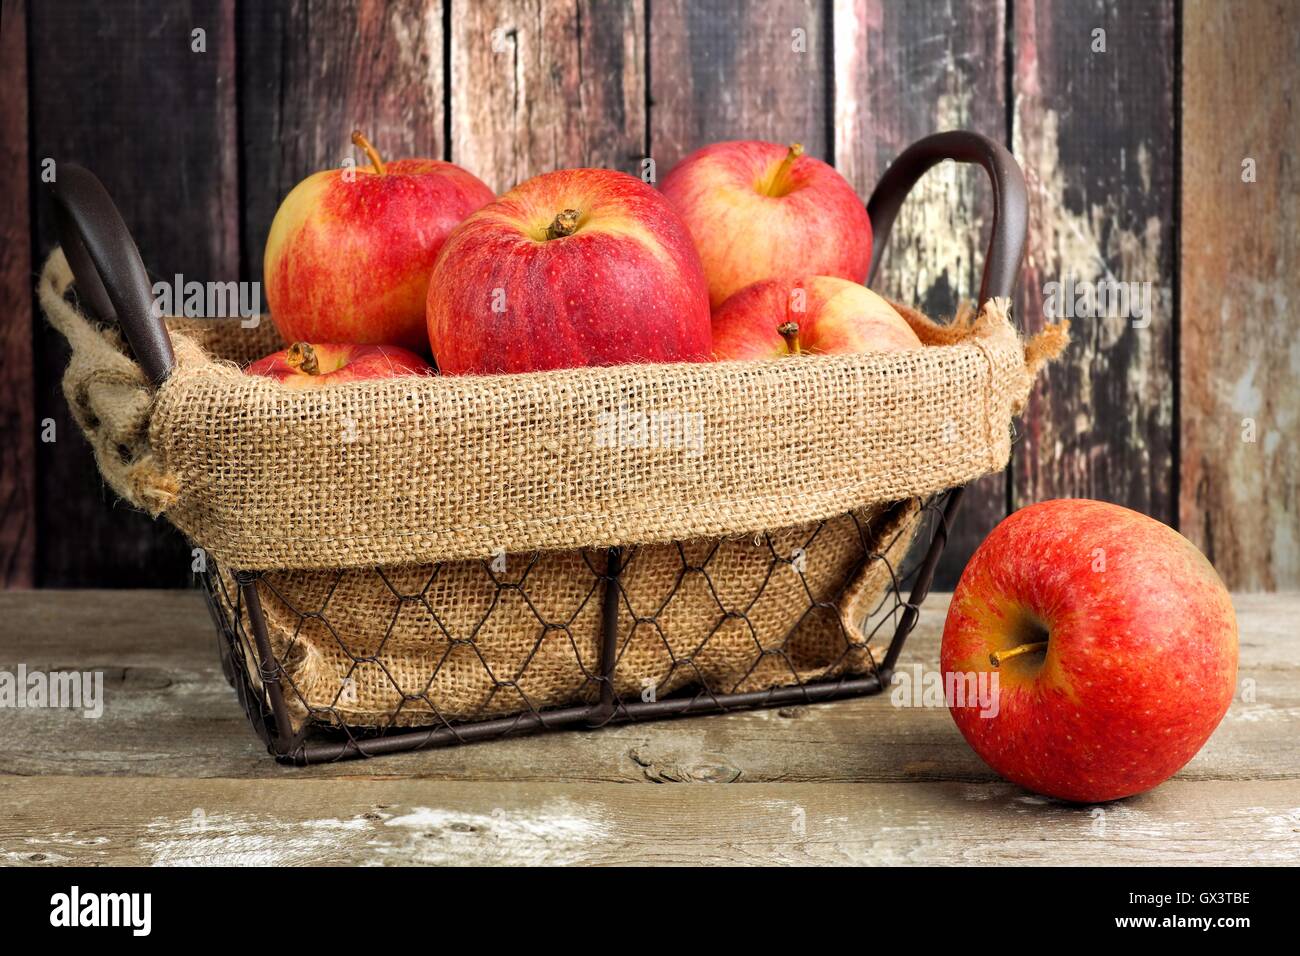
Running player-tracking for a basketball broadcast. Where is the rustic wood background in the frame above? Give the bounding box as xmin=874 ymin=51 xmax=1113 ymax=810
xmin=1 ymin=0 xmax=1296 ymax=591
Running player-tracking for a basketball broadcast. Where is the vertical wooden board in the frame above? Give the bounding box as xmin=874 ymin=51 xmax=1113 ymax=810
xmin=832 ymin=0 xmax=1007 ymax=589
xmin=1181 ymin=1 xmax=1299 ymax=590
xmin=1011 ymin=0 xmax=1177 ymax=525
xmin=0 ymin=0 xmax=35 ymax=587
xmin=450 ymin=0 xmax=646 ymax=194
xmin=649 ymin=0 xmax=829 ymax=173
xmin=239 ymin=0 xmax=446 ymax=282
xmin=28 ymin=0 xmax=239 ymax=586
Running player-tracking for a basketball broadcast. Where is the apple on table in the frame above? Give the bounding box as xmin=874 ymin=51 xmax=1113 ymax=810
xmin=711 ymin=275 xmax=922 ymax=360
xmin=941 ymin=498 xmax=1238 ymax=803
xmin=426 ymin=167 xmax=712 ymax=375
xmin=264 ymin=130 xmax=495 ymax=354
xmin=661 ymin=140 xmax=873 ymax=309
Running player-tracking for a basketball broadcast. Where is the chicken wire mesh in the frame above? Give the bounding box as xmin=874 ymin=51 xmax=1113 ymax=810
xmin=201 ymin=490 xmax=959 ymax=763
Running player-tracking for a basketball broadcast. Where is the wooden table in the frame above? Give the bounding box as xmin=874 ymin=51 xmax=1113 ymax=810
xmin=1 ymin=590 xmax=1296 ymax=866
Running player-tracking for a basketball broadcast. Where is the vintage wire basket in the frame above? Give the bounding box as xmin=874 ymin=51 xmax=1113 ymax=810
xmin=46 ymin=131 xmax=1028 ymax=764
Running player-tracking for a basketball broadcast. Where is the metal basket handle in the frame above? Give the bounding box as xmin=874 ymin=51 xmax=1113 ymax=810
xmin=866 ymin=130 xmax=1028 ymax=309
xmin=49 ymin=164 xmax=175 ymax=387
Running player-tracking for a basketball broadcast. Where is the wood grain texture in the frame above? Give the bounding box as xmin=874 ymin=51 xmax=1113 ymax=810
xmin=239 ymin=0 xmax=446 ymax=282
xmin=0 ymin=0 xmax=35 ymax=588
xmin=832 ymin=0 xmax=1008 ymax=590
xmin=450 ymin=0 xmax=645 ymax=194
xmin=649 ymin=0 xmax=830 ymax=172
xmin=1011 ymin=0 xmax=1177 ymax=523
xmin=2 ymin=776 xmax=1298 ymax=866
xmin=1180 ymin=0 xmax=1300 ymax=590
xmin=1 ymin=589 xmax=1293 ymax=784
xmin=27 ymin=0 xmax=239 ymax=586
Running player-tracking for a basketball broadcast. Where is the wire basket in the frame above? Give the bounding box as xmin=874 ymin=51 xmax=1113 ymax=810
xmin=46 ymin=131 xmax=1029 ymax=764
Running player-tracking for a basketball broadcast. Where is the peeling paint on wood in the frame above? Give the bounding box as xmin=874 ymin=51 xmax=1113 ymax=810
xmin=1180 ymin=0 xmax=1300 ymax=590
xmin=1011 ymin=0 xmax=1177 ymax=526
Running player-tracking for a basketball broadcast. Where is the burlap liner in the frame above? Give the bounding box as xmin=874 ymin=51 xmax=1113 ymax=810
xmin=40 ymin=247 xmax=1067 ymax=728
xmin=38 ymin=249 xmax=1064 ymax=571
xmin=216 ymin=498 xmax=922 ymax=728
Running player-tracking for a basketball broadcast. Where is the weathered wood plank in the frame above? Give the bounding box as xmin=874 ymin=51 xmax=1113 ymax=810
xmin=1180 ymin=0 xmax=1300 ymax=590
xmin=1010 ymin=1 xmax=1177 ymax=524
xmin=3 ymin=777 xmax=1296 ymax=866
xmin=449 ymin=0 xmax=645 ymax=194
xmin=27 ymin=0 xmax=239 ymax=586
xmin=832 ymin=0 xmax=1008 ymax=590
xmin=649 ymin=0 xmax=829 ymax=172
xmin=238 ymin=0 xmax=447 ymax=283
xmin=0 ymin=0 xmax=35 ymax=588
xmin=1 ymin=590 xmax=1292 ymax=784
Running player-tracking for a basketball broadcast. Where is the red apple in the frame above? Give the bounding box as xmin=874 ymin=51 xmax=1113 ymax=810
xmin=246 ymin=342 xmax=432 ymax=388
xmin=264 ymin=130 xmax=495 ymax=353
xmin=660 ymin=141 xmax=872 ymax=308
xmin=426 ymin=168 xmax=711 ymax=374
xmin=941 ymin=499 xmax=1238 ymax=803
xmin=711 ymin=275 xmax=922 ymax=360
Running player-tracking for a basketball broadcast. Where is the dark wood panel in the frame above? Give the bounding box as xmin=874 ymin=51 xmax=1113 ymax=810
xmin=832 ymin=0 xmax=1008 ymax=589
xmin=649 ymin=0 xmax=830 ymax=171
xmin=0 ymin=0 xmax=36 ymax=587
xmin=1180 ymin=0 xmax=1299 ymax=590
xmin=449 ymin=0 xmax=645 ymax=194
xmin=238 ymin=0 xmax=446 ymax=283
xmin=1011 ymin=0 xmax=1177 ymax=525
xmin=28 ymin=0 xmax=239 ymax=586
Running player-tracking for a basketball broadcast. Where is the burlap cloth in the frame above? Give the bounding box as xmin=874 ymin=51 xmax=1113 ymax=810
xmin=39 ymin=249 xmax=1066 ymax=728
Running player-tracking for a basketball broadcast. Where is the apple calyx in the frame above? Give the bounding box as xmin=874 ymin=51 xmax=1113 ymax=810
xmin=286 ymin=342 xmax=322 ymax=376
xmin=545 ymin=208 xmax=582 ymax=240
xmin=351 ymin=129 xmax=386 ymax=175
xmin=989 ymin=641 xmax=1048 ymax=668
xmin=777 ymin=321 xmax=802 ymax=355
xmin=765 ymin=142 xmax=804 ymax=197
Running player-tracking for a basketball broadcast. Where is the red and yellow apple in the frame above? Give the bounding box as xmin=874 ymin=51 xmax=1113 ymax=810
xmin=264 ymin=130 xmax=495 ymax=353
xmin=660 ymin=140 xmax=873 ymax=308
xmin=941 ymin=498 xmax=1238 ymax=803
xmin=426 ymin=168 xmax=711 ymax=374
xmin=246 ymin=341 xmax=432 ymax=388
xmin=711 ymin=275 xmax=921 ymax=360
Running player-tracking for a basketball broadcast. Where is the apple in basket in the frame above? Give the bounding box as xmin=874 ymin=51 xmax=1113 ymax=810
xmin=940 ymin=499 xmax=1238 ymax=803
xmin=264 ymin=130 xmax=495 ymax=354
xmin=426 ymin=168 xmax=712 ymax=374
xmin=246 ymin=342 xmax=432 ymax=387
xmin=660 ymin=141 xmax=873 ymax=308
xmin=711 ymin=276 xmax=921 ymax=359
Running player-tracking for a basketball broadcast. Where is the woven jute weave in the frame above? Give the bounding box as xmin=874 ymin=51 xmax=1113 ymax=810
xmin=40 ymin=248 xmax=1066 ymax=727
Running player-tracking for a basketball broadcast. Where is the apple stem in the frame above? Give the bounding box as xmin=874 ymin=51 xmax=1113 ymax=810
xmin=286 ymin=342 xmax=321 ymax=375
xmin=778 ymin=321 xmax=802 ymax=355
xmin=766 ymin=142 xmax=804 ymax=196
xmin=351 ymin=129 xmax=386 ymax=175
xmin=545 ymin=208 xmax=581 ymax=240
xmin=989 ymin=641 xmax=1048 ymax=668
